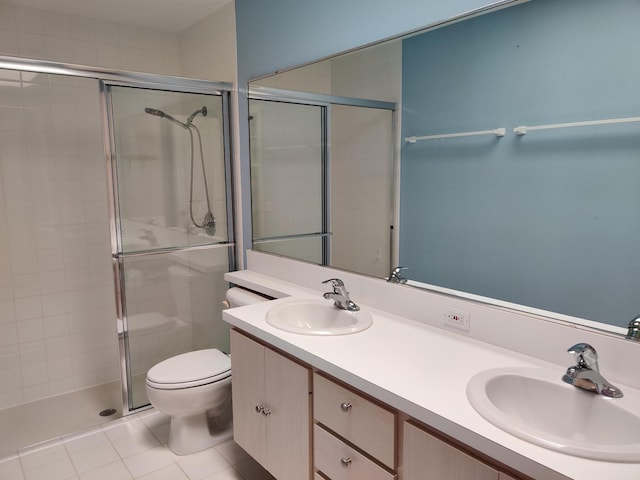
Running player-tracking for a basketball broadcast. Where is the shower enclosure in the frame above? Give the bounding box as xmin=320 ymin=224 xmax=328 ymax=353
xmin=103 ymin=83 xmax=235 ymax=412
xmin=0 ymin=56 xmax=235 ymax=455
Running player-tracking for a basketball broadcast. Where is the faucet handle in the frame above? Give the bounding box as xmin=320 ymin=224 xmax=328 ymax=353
xmin=388 ymin=266 xmax=408 ymax=284
xmin=322 ymin=278 xmax=345 ymax=289
xmin=627 ymin=315 xmax=640 ymax=340
xmin=567 ymin=343 xmax=598 ymax=370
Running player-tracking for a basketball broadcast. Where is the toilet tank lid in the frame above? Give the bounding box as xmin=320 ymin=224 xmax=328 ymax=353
xmin=147 ymin=349 xmax=231 ymax=385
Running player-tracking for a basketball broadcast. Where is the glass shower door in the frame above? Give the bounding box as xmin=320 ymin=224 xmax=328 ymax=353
xmin=104 ymin=85 xmax=234 ymax=410
xmin=249 ymin=99 xmax=328 ymax=263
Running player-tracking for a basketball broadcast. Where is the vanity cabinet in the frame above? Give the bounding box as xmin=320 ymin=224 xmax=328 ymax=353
xmin=230 ymin=330 xmax=312 ymax=480
xmin=403 ymin=421 xmax=518 ymax=480
xmin=230 ymin=328 xmax=524 ymax=480
xmin=313 ymin=373 xmax=397 ymax=479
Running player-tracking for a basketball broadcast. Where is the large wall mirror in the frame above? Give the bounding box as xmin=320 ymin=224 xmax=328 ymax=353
xmin=248 ymin=0 xmax=640 ymax=340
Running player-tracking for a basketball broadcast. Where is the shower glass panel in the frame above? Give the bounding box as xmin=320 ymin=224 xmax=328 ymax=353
xmin=111 ymin=88 xmax=228 ymax=251
xmin=249 ymin=99 xmax=327 ymax=263
xmin=107 ymin=86 xmax=233 ymax=410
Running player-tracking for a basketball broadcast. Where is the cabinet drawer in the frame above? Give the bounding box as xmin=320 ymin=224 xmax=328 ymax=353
xmin=314 ymin=373 xmax=396 ymax=469
xmin=314 ymin=425 xmax=396 ymax=480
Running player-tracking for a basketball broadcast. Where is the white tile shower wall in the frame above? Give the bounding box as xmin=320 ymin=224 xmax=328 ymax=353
xmin=0 ymin=72 xmax=120 ymax=409
xmin=0 ymin=2 xmax=182 ymax=76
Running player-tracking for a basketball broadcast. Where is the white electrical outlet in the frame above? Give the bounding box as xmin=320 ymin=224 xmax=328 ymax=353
xmin=443 ymin=307 xmax=470 ymax=332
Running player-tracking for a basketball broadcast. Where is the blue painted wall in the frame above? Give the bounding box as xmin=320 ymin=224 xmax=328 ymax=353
xmin=401 ymin=0 xmax=640 ymax=326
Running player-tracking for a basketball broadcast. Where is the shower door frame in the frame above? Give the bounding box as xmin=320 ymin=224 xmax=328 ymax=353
xmin=248 ymin=86 xmax=398 ymax=268
xmin=101 ymin=79 xmax=236 ymax=415
xmin=0 ymin=55 xmax=237 ymax=416
xmin=248 ymin=96 xmax=331 ymax=264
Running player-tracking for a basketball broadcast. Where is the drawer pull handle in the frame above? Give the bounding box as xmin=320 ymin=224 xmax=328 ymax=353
xmin=255 ymin=405 xmax=264 ymax=414
xmin=262 ymin=408 xmax=272 ymax=416
xmin=341 ymin=457 xmax=352 ymax=467
xmin=340 ymin=402 xmax=352 ymax=412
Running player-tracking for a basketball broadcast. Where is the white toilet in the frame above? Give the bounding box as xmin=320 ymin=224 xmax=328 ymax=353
xmin=145 ymin=287 xmax=268 ymax=455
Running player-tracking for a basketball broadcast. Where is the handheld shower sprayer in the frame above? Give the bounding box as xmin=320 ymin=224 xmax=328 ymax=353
xmin=144 ymin=107 xmax=190 ymax=129
xmin=144 ymin=107 xmax=165 ymax=118
xmin=144 ymin=105 xmax=216 ymax=236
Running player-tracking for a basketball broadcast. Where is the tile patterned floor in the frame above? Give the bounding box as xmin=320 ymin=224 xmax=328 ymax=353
xmin=0 ymin=409 xmax=275 ymax=480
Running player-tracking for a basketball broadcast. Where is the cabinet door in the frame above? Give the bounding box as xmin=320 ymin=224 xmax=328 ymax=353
xmin=230 ymin=330 xmax=267 ymax=466
xmin=403 ymin=422 xmax=498 ymax=480
xmin=265 ymin=347 xmax=312 ymax=480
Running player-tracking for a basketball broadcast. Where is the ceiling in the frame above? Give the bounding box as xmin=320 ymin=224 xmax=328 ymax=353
xmin=7 ymin=0 xmax=233 ymax=33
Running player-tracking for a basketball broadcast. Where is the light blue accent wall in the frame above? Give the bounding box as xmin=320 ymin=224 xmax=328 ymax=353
xmin=400 ymin=0 xmax=640 ymax=326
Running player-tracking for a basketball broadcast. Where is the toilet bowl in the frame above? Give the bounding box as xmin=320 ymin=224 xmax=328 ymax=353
xmin=145 ymin=286 xmax=269 ymax=455
xmin=146 ymin=349 xmax=232 ymax=455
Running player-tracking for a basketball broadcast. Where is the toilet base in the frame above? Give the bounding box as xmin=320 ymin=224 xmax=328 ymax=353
xmin=168 ymin=409 xmax=233 ymax=455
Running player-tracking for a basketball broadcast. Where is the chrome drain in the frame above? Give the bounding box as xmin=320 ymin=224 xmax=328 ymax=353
xmin=99 ymin=408 xmax=117 ymax=417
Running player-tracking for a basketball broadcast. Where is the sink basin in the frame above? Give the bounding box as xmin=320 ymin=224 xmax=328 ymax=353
xmin=467 ymin=367 xmax=640 ymax=462
xmin=266 ymin=299 xmax=373 ymax=335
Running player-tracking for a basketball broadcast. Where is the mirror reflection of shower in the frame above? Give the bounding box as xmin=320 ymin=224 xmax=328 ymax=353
xmin=144 ymin=106 xmax=216 ymax=236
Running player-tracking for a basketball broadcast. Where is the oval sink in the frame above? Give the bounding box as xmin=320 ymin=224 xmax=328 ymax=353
xmin=467 ymin=367 xmax=640 ymax=462
xmin=266 ymin=299 xmax=373 ymax=335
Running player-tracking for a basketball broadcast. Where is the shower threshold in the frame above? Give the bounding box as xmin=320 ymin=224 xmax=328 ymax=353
xmin=0 ymin=381 xmax=122 ymax=459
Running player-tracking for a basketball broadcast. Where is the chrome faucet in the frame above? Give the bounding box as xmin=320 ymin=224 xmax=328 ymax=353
xmin=561 ymin=343 xmax=623 ymax=398
xmin=387 ymin=266 xmax=408 ymax=284
xmin=626 ymin=315 xmax=640 ymax=341
xmin=322 ymin=278 xmax=360 ymax=312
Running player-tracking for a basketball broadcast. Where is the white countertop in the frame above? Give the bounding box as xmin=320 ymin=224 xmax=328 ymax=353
xmin=223 ymin=270 xmax=640 ymax=480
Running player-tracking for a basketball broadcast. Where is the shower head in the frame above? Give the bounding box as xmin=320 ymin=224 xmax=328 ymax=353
xmin=186 ymin=106 xmax=207 ymax=126
xmin=144 ymin=107 xmax=165 ymax=118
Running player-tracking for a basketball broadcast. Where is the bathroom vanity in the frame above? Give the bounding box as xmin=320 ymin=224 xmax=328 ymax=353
xmin=230 ymin=328 xmax=523 ymax=480
xmin=222 ymin=253 xmax=640 ymax=480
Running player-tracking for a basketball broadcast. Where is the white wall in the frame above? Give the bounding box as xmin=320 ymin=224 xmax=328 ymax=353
xmin=179 ymin=2 xmax=237 ymax=82
xmin=0 ymin=2 xmax=181 ymax=75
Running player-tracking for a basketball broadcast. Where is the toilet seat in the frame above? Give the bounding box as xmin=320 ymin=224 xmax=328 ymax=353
xmin=146 ymin=349 xmax=231 ymax=390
